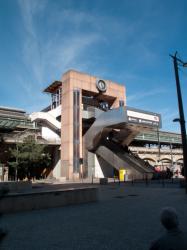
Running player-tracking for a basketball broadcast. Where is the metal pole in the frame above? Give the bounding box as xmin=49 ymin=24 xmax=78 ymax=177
xmin=170 ymin=142 xmax=173 ymax=168
xmin=15 ymin=143 xmax=18 ymax=181
xmin=91 ymin=167 xmax=94 ymax=184
xmin=157 ymin=126 xmax=161 ymax=171
xmin=157 ymin=126 xmax=160 ymax=161
xmin=171 ymin=53 xmax=187 ymax=192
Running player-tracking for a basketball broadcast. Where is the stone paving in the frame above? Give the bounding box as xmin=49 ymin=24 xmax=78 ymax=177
xmin=1 ymin=181 xmax=187 ymax=250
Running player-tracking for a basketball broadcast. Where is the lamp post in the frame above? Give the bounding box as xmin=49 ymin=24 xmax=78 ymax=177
xmin=170 ymin=52 xmax=187 ymax=192
xmin=15 ymin=143 xmax=18 ymax=181
xmin=157 ymin=126 xmax=160 ymax=164
xmin=170 ymin=142 xmax=174 ymax=169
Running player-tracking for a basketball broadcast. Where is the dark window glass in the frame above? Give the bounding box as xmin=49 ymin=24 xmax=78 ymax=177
xmin=73 ymin=89 xmax=80 ymax=173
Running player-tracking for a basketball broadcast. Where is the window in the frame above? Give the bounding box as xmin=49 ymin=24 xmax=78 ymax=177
xmin=119 ymin=100 xmax=124 ymax=107
xmin=73 ymin=89 xmax=80 ymax=173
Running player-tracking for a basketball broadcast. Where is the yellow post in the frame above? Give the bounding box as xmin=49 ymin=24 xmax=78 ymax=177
xmin=119 ymin=169 xmax=125 ymax=182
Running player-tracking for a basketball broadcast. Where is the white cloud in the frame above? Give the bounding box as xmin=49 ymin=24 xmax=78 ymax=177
xmin=18 ymin=1 xmax=105 ymax=84
xmin=18 ymin=0 xmax=161 ymax=88
xmin=127 ymin=87 xmax=166 ymax=103
xmin=18 ymin=0 xmax=46 ymax=37
xmin=16 ymin=0 xmax=179 ymax=120
xmin=17 ymin=1 xmax=107 ymax=111
xmin=18 ymin=0 xmax=47 ymax=88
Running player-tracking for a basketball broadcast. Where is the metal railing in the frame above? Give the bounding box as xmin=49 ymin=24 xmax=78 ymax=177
xmin=130 ymin=146 xmax=182 ymax=154
xmin=135 ymin=131 xmax=182 ymax=144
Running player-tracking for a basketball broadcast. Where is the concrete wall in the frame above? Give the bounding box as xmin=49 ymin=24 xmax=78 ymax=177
xmin=0 ymin=187 xmax=98 ymax=214
xmin=48 ymin=105 xmax=61 ymax=118
xmin=42 ymin=127 xmax=60 ymax=141
xmin=95 ymin=155 xmax=104 ymax=178
xmin=52 ymin=148 xmax=61 ymax=179
xmin=0 ymin=181 xmax=32 ymax=192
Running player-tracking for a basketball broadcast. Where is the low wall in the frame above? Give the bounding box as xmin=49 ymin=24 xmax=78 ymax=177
xmin=0 ymin=187 xmax=98 ymax=214
xmin=0 ymin=181 xmax=32 ymax=193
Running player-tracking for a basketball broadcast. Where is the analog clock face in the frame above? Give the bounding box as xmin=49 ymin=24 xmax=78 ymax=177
xmin=96 ymin=79 xmax=107 ymax=92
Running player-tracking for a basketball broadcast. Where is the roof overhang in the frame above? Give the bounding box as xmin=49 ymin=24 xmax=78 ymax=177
xmin=43 ymin=81 xmax=62 ymax=93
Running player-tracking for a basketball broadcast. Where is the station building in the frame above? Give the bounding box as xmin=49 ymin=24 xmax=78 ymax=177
xmin=0 ymin=70 xmax=183 ymax=181
xmin=30 ymin=70 xmax=162 ymax=180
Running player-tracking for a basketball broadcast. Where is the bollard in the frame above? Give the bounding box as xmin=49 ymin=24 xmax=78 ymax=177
xmin=162 ymin=175 xmax=165 ymax=187
xmin=131 ymin=176 xmax=134 ymax=186
xmin=145 ymin=174 xmax=149 ymax=186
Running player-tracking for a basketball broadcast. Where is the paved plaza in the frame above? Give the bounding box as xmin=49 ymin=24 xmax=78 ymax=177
xmin=1 ymin=181 xmax=187 ymax=250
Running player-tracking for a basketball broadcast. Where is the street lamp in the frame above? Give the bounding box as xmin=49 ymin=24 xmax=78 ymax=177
xmin=170 ymin=141 xmax=173 ymax=169
xmin=170 ymin=52 xmax=187 ymax=192
xmin=173 ymin=118 xmax=180 ymax=123
xmin=157 ymin=126 xmax=160 ymax=163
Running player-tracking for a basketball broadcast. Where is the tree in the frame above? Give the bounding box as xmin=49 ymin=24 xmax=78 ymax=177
xmin=9 ymin=136 xmax=51 ymax=180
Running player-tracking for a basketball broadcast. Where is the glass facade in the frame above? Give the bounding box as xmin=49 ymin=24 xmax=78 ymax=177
xmin=51 ymin=87 xmax=62 ymax=109
xmin=119 ymin=100 xmax=124 ymax=107
xmin=73 ymin=89 xmax=80 ymax=173
xmin=0 ymin=117 xmax=35 ymax=129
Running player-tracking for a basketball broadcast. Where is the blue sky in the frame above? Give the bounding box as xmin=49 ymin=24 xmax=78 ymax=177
xmin=0 ymin=0 xmax=187 ymax=132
